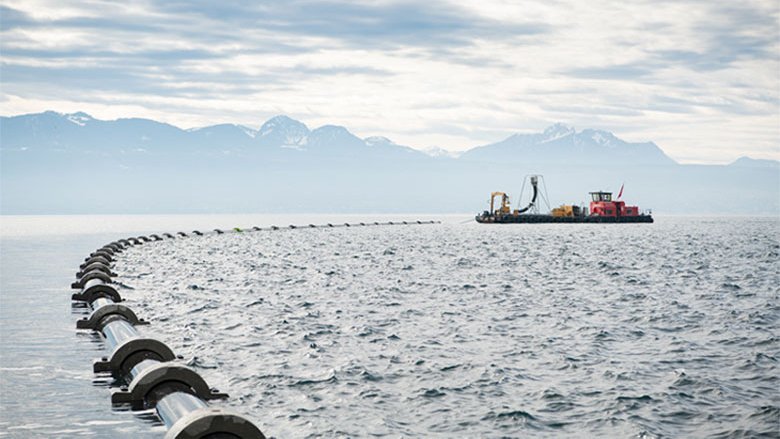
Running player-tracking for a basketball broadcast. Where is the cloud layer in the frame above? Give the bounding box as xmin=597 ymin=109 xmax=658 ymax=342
xmin=1 ymin=0 xmax=778 ymax=163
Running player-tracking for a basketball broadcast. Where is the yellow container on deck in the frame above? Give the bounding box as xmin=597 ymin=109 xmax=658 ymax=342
xmin=551 ymin=205 xmax=576 ymax=217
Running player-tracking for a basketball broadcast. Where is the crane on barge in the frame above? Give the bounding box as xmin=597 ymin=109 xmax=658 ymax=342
xmin=486 ymin=175 xmax=547 ymax=218
xmin=476 ymin=176 xmax=653 ymax=223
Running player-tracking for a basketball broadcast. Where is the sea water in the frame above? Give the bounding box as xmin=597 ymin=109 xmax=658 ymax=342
xmin=1 ymin=215 xmax=778 ymax=438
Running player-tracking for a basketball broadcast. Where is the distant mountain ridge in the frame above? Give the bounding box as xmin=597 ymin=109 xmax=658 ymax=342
xmin=2 ymin=111 xmax=777 ymax=215
xmin=462 ymin=122 xmax=676 ymax=165
xmin=1 ymin=111 xmax=686 ymax=166
xmin=0 ymin=111 xmax=432 ymax=162
xmin=729 ymin=156 xmax=780 ymax=168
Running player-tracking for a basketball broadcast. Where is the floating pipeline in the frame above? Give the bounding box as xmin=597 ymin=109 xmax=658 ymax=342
xmin=70 ymin=220 xmax=439 ymax=438
xmin=72 ymin=242 xmax=264 ymax=438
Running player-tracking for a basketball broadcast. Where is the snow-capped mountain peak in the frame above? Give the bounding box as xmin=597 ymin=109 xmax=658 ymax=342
xmin=580 ymin=128 xmax=619 ymax=148
xmin=66 ymin=111 xmax=94 ymax=126
xmin=461 ymin=122 xmax=676 ymax=165
xmin=542 ymin=123 xmax=576 ymax=141
xmin=257 ymin=115 xmax=310 ymax=148
xmin=259 ymin=115 xmax=309 ymax=135
xmin=364 ymin=136 xmax=394 ymax=147
xmin=422 ymin=146 xmax=461 ymax=158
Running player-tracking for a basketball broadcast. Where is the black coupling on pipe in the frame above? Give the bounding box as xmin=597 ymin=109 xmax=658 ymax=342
xmin=177 ymin=232 xmax=188 ymax=237
xmin=91 ymin=249 xmax=114 ymax=258
xmin=94 ymin=337 xmax=176 ymax=375
xmin=105 ymin=242 xmax=124 ymax=251
xmin=327 ymin=223 xmax=334 ymax=227
xmin=344 ymin=223 xmax=351 ymax=227
xmin=111 ymin=363 xmax=228 ymax=409
xmin=252 ymin=226 xmax=261 ymax=231
xmin=164 ymin=233 xmax=175 ymax=239
xmin=128 ymin=238 xmax=142 ymax=245
xmin=72 ymin=270 xmax=113 ymax=289
xmin=76 ymin=262 xmax=116 ymax=279
xmin=270 ymin=226 xmax=278 ymax=230
xmin=214 ymin=229 xmax=224 ymax=234
xmin=77 ymin=304 xmax=149 ymax=330
xmin=288 ymin=225 xmax=296 ymax=229
xmin=84 ymin=252 xmax=113 ymax=263
xmin=193 ymin=230 xmax=203 ymax=236
xmin=138 ymin=236 xmax=152 ymax=243
xmin=164 ymin=407 xmax=266 ymax=439
xmin=309 ymin=224 xmax=316 ymax=228
xmin=81 ymin=255 xmax=112 ymax=269
xmin=72 ymin=280 xmax=122 ymax=303
xmin=78 ymin=263 xmax=115 ymax=278
xmin=150 ymin=234 xmax=163 ymax=241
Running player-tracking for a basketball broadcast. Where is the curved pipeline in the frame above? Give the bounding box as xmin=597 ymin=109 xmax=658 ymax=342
xmin=70 ymin=219 xmax=440 ymax=437
xmin=517 ymin=177 xmax=539 ymax=214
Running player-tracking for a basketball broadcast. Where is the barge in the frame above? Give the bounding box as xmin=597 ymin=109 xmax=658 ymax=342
xmin=476 ymin=175 xmax=653 ymax=224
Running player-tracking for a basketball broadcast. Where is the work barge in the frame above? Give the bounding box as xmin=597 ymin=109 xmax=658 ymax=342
xmin=476 ymin=175 xmax=653 ymax=224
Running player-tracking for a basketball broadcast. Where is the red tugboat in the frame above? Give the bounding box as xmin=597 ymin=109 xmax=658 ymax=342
xmin=475 ymin=176 xmax=653 ymax=223
xmin=588 ymin=191 xmax=642 ymax=218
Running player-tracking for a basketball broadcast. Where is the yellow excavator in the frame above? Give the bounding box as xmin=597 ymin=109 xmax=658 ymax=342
xmin=490 ymin=192 xmax=512 ymax=215
xmin=490 ymin=176 xmax=541 ymax=216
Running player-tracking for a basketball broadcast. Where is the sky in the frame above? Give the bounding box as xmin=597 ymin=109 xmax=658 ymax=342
xmin=1 ymin=0 xmax=778 ymax=164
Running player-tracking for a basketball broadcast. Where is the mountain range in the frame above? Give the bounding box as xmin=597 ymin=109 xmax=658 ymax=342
xmin=1 ymin=111 xmax=777 ymax=214
xmin=2 ymin=111 xmax=677 ymax=164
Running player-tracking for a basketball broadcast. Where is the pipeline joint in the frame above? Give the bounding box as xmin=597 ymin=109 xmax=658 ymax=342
xmin=71 ymin=270 xmax=113 ymax=289
xmin=80 ymin=255 xmax=112 ymax=269
xmin=77 ymin=303 xmax=149 ymax=330
xmin=94 ymin=338 xmax=175 ymax=375
xmin=72 ymin=283 xmax=122 ymax=303
xmin=111 ymin=363 xmax=227 ymax=409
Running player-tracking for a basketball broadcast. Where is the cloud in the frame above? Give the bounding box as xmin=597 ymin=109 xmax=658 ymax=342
xmin=648 ymin=4 xmax=778 ymax=72
xmin=541 ymin=105 xmax=645 ymax=117
xmin=152 ymin=0 xmax=550 ymax=49
xmin=0 ymin=4 xmax=34 ymax=29
xmin=0 ymin=0 xmax=778 ymax=163
xmin=562 ymin=64 xmax=656 ymax=80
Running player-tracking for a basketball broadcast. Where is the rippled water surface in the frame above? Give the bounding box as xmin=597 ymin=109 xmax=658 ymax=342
xmin=108 ymin=217 xmax=779 ymax=438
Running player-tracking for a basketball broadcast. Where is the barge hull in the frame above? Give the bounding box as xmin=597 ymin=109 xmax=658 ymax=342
xmin=475 ymin=214 xmax=653 ymax=224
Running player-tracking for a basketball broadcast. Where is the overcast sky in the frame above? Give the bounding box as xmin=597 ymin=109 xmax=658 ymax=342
xmin=1 ymin=0 xmax=778 ymax=163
